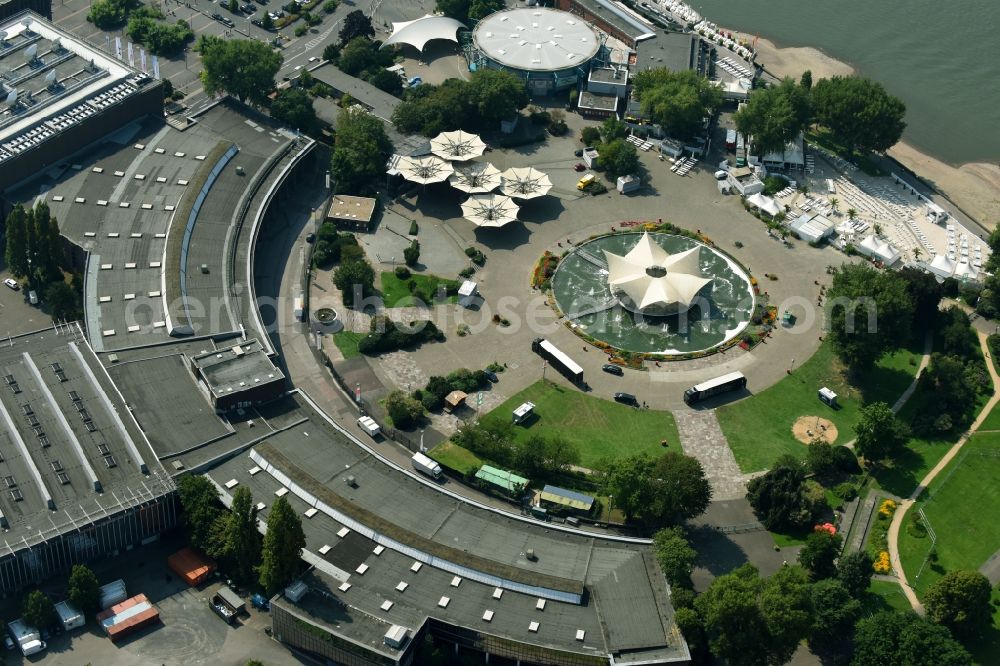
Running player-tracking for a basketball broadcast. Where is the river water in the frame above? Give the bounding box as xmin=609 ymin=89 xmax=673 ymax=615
xmin=689 ymin=0 xmax=1000 ymax=166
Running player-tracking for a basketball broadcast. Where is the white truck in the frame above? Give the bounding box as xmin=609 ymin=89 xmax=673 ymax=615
xmin=55 ymin=600 xmax=85 ymax=631
xmin=411 ymin=452 xmax=442 ymax=480
xmin=8 ymin=619 xmax=44 ymax=656
xmin=358 ymin=416 xmax=380 ymax=437
xmin=512 ymin=401 xmax=536 ymax=425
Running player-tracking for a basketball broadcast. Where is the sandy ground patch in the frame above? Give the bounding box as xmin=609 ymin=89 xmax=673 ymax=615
xmin=751 ymin=36 xmax=855 ymax=81
xmin=792 ymin=415 xmax=838 ymax=444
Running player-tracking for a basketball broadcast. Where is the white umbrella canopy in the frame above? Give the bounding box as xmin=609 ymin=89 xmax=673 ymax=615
xmin=449 ymin=162 xmax=502 ymax=193
xmin=430 ymin=130 xmax=487 ymax=161
xmin=461 ymin=193 xmax=520 ymax=228
xmin=397 ymin=155 xmax=454 ymax=185
xmin=500 ymin=166 xmax=552 ymax=199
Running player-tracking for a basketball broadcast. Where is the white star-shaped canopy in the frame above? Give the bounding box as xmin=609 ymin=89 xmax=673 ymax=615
xmin=602 ymin=233 xmax=713 ymax=313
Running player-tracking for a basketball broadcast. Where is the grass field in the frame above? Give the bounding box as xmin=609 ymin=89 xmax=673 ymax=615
xmin=977 ymin=400 xmax=1000 ymax=432
xmin=717 ymin=340 xmax=923 ymax=473
xmin=898 ymin=432 xmax=1000 ymax=598
xmin=333 ymin=331 xmax=364 ymax=359
xmin=863 ymin=580 xmax=916 ymax=615
xmin=429 ymin=440 xmax=484 ymax=475
xmin=380 ymin=272 xmax=459 ymax=308
xmin=479 ymin=380 xmax=680 ymax=469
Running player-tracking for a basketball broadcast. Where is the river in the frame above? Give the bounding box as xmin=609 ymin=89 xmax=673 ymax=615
xmin=689 ymin=0 xmax=1000 ymax=166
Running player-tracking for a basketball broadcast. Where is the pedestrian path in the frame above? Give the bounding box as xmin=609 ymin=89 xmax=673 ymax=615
xmin=675 ymin=410 xmax=747 ymax=501
xmin=887 ymin=331 xmax=1000 ymax=614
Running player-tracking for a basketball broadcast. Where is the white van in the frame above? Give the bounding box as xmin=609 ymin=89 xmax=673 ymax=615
xmin=21 ymin=639 xmax=46 ymax=656
xmin=358 ymin=416 xmax=380 ymax=437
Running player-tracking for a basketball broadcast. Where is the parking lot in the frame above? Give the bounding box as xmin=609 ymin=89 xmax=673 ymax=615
xmin=1 ymin=534 xmax=305 ymax=666
xmin=0 ymin=268 xmax=52 ymax=337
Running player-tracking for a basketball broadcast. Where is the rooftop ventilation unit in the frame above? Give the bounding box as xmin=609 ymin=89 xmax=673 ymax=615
xmin=525 ymin=548 xmax=537 ymax=561
xmin=383 ymin=625 xmax=409 ymax=649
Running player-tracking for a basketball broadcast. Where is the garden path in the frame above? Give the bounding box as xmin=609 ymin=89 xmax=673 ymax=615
xmin=676 ymin=410 xmax=747 ymax=501
xmin=887 ymin=331 xmax=1000 ymax=614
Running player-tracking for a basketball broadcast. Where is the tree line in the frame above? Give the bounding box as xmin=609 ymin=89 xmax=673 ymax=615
xmin=735 ymin=71 xmax=906 ymax=157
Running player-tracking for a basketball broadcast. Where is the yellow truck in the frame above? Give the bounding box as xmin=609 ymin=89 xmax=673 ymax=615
xmin=576 ymin=173 xmax=596 ymax=190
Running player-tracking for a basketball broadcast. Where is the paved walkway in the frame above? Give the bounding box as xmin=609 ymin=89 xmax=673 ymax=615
xmin=675 ymin=411 xmax=747 ymax=501
xmin=887 ymin=331 xmax=1000 ymax=614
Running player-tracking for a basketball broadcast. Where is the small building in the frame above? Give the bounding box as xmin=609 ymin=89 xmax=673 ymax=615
xmin=443 ymin=390 xmax=468 ymax=413
xmin=539 ymin=485 xmax=595 ymax=514
xmin=790 ymin=213 xmax=836 ymax=244
xmin=617 ymin=174 xmax=641 ymax=194
xmin=97 ymin=594 xmax=160 ymax=642
xmin=577 ymin=90 xmax=620 ymax=118
xmin=326 ymin=195 xmax=376 ymax=231
xmin=659 ymin=138 xmax=684 ymax=159
xmin=475 ymin=465 xmax=528 ymax=496
xmin=190 ymin=339 xmax=286 ymax=412
xmin=55 ymin=601 xmax=85 ymax=631
xmin=586 ymin=67 xmax=628 ymax=98
xmin=457 ymin=280 xmax=478 ymax=307
xmin=727 ymin=166 xmax=764 ymax=196
xmin=512 ymin=401 xmax=535 ymax=424
xmin=758 ymin=134 xmax=806 ymax=171
xmin=167 ymin=547 xmax=217 ymax=587
xmin=582 ymin=147 xmax=600 ymax=168
xmin=818 ymin=387 xmax=838 ymax=407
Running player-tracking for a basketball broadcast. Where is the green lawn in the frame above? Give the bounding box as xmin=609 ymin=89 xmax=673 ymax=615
xmin=479 ymin=380 xmax=680 ymax=469
xmin=333 ymin=330 xmax=364 ymax=359
xmin=862 ymin=580 xmax=916 ymax=616
xmin=898 ymin=431 xmax=1000 ymax=598
xmin=717 ymin=340 xmax=922 ymax=473
xmin=978 ymin=400 xmax=1000 ymax=432
xmin=380 ymin=272 xmax=459 ymax=307
xmin=429 ymin=440 xmax=483 ymax=476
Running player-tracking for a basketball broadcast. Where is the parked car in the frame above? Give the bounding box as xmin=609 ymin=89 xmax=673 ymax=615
xmin=251 ymin=593 xmax=270 ymax=611
xmin=614 ymin=392 xmax=638 ymax=406
xmin=305 ymin=233 xmax=316 ymax=243
xmin=484 ymin=370 xmax=499 ymax=383
xmin=574 ymin=148 xmax=583 ymax=157
xmin=3 ymin=278 xmax=19 ymax=290
xmin=602 ymin=364 xmax=623 ymax=376
xmin=573 ymin=163 xmax=586 ymax=172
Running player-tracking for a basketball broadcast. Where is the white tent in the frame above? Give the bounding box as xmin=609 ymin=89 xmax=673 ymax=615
xmin=430 ymin=130 xmax=487 ymax=161
xmin=396 ymin=155 xmax=454 ymax=185
xmin=954 ymin=260 xmax=978 ymax=281
xmin=602 ymin=233 xmax=712 ymax=314
xmin=928 ymin=254 xmax=955 ymax=279
xmin=382 ymin=15 xmax=467 ymax=52
xmin=449 ymin=162 xmax=502 ymax=193
xmin=500 ymin=167 xmax=552 ymax=199
xmin=461 ymin=194 xmax=520 ymax=228
xmin=746 ymin=192 xmax=781 ymax=218
xmin=857 ymin=235 xmax=901 ymax=266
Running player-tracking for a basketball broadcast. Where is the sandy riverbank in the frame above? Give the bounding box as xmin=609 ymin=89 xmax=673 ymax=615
xmin=724 ymin=30 xmax=1000 ymax=229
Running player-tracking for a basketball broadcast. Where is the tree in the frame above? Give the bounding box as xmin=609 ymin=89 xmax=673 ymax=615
xmin=805 ymin=440 xmax=837 ymax=477
xmin=338 ymin=9 xmax=374 ymax=46
xmin=598 ymin=139 xmax=640 ymax=180
xmin=632 ymin=69 xmax=723 ymax=139
xmin=213 ymin=486 xmax=261 ymax=583
xmin=853 ymin=611 xmax=971 ymax=666
xmin=600 ymin=117 xmax=628 ymax=142
xmin=177 ymin=475 xmax=223 ymax=552
xmin=734 ymin=77 xmax=811 ymax=158
xmin=809 ymin=578 xmax=860 ymax=649
xmin=403 ymin=240 xmax=420 ymax=267
xmin=271 ymin=88 xmax=317 ymax=133
xmin=258 ymin=496 xmax=306 ymax=595
xmin=384 ymin=390 xmax=424 ymax=428
xmin=200 ymin=37 xmax=283 ymax=105
xmin=746 ymin=455 xmax=816 ymax=530
xmin=599 ymin=454 xmax=653 ymax=522
xmin=332 ymin=256 xmax=375 ymax=307
xmin=917 ymin=353 xmax=981 ymax=433
xmin=465 ymin=69 xmax=528 ymax=129
xmin=44 ymin=281 xmax=79 ymax=320
xmin=799 ymin=70 xmax=812 ymax=91
xmin=826 ymin=263 xmax=914 ymax=370
xmin=337 ymin=37 xmax=381 ymax=76
xmin=22 ymin=589 xmax=57 ymax=629
xmin=4 ymin=204 xmax=28 ymax=277
xmin=925 ymin=570 xmax=993 ymax=641
xmin=938 ymin=306 xmax=978 ymax=359
xmin=87 ymin=0 xmax=136 ymax=29
xmin=836 ymin=550 xmax=874 ymax=599
xmin=262 ymin=12 xmax=274 ymax=30
xmin=695 ymin=563 xmax=812 ymax=666
xmin=899 ymin=266 xmax=943 ymax=326
xmin=468 ymin=0 xmax=503 ymax=20
xmin=797 ymin=530 xmax=842 ymax=580
xmin=66 ymin=564 xmax=101 ymax=617
xmin=855 ymin=401 xmax=911 ymax=463
xmin=812 ymin=75 xmax=906 ymax=154
xmin=366 ymin=68 xmax=404 ymax=96
xmin=652 ymin=527 xmax=696 ymax=589
xmin=648 ymin=452 xmax=712 ymax=525
xmin=331 ymin=106 xmax=392 ymax=195
xmin=578 ymin=127 xmax=600 ymax=147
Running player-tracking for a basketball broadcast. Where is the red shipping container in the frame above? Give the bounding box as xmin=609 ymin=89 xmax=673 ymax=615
xmin=167 ymin=547 xmax=216 ymax=587
xmin=96 ymin=594 xmax=160 ymax=642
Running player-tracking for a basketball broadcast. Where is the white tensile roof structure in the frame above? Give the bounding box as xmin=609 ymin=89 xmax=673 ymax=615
xmin=857 ymin=235 xmax=901 ymax=266
xmin=382 ymin=15 xmax=467 ymax=52
xmin=461 ymin=193 xmax=520 ymax=228
xmin=603 ymin=233 xmax=713 ymax=314
xmin=954 ymin=260 xmax=978 ymax=281
xmin=500 ymin=167 xmax=552 ymax=199
xmin=746 ymin=192 xmax=781 ymax=218
xmin=449 ymin=162 xmax=502 ymax=193
xmin=928 ymin=254 xmax=956 ymax=279
xmin=430 ymin=130 xmax=487 ymax=161
xmin=396 ymin=155 xmax=454 ymax=185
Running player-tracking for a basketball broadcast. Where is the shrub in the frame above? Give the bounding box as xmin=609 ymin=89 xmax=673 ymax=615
xmin=581 ymin=126 xmax=601 ymax=145
xmin=589 ymin=181 xmax=608 ymax=195
xmin=403 ymin=240 xmax=420 ymax=267
xmin=394 ymin=266 xmax=411 ymax=279
xmin=459 ymin=267 xmax=475 ymax=278
xmin=384 ymin=390 xmax=424 ymax=428
xmin=294 ymin=24 xmax=308 ymax=36
xmin=831 ymin=445 xmax=860 ymax=473
xmin=833 ymin=482 xmax=857 ymax=502
xmin=408 ymin=220 xmax=418 ymax=235
xmin=323 ymin=0 xmax=338 ymax=11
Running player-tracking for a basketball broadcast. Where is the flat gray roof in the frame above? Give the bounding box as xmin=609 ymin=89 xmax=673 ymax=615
xmin=589 ymin=66 xmax=628 ymax=84
xmin=310 ymin=65 xmax=401 ymax=122
xmin=579 ymin=90 xmax=619 ymax=111
xmin=0 ymin=325 xmax=171 ymax=548
xmin=634 ymin=31 xmax=696 ymax=72
xmin=191 ymin=338 xmax=284 ymax=398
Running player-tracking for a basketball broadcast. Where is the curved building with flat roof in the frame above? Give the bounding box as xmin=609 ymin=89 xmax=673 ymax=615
xmin=470 ymin=7 xmax=604 ymax=95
